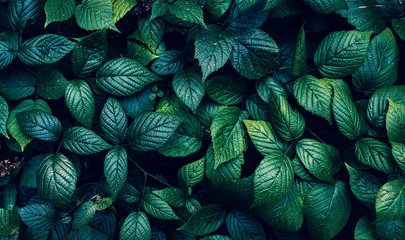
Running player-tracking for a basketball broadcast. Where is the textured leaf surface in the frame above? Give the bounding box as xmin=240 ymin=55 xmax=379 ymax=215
xmin=302 ymin=0 xmax=346 ymax=14
xmin=8 ymin=0 xmax=44 ymax=32
xmin=18 ymin=203 xmax=56 ymax=231
xmin=172 ymin=67 xmax=205 ymax=112
xmin=72 ymin=201 xmax=97 ymax=230
xmin=0 ymin=41 xmax=16 ymax=70
xmin=376 ymin=179 xmax=405 ymax=222
xmin=0 ymin=209 xmax=21 ymax=236
xmin=255 ymin=75 xmax=288 ymax=103
xmin=314 ymin=30 xmax=372 ymax=78
xmin=354 ymin=214 xmax=376 ymax=240
xmin=152 ymin=187 xmax=185 ymax=207
xmin=151 ymin=50 xmax=185 ymax=76
xmin=37 ymin=154 xmax=78 ymax=210
xmin=167 ymin=0 xmax=206 ymax=27
xmin=376 ymin=218 xmax=405 ymax=240
xmin=0 ymin=68 xmax=35 ymax=101
xmin=141 ymin=194 xmax=180 ymax=220
xmin=74 ymin=0 xmax=118 ymax=31
xmin=341 ymin=0 xmax=385 ymax=32
xmin=104 ymin=147 xmax=127 ymax=198
xmin=65 ymin=80 xmax=95 ymax=128
xmin=36 ymin=67 xmax=69 ymax=100
xmin=386 ymin=99 xmax=405 ymax=144
xmin=100 ymin=98 xmax=128 ymax=144
xmin=205 ymin=75 xmax=246 ymax=105
xmin=63 ymin=127 xmax=112 ymax=155
xmin=292 ymin=24 xmax=307 ymax=76
xmin=392 ymin=142 xmax=405 ymax=174
xmin=17 ymin=110 xmax=62 ymax=141
xmin=245 ymin=94 xmax=271 ymax=121
xmin=139 ymin=17 xmax=165 ymax=53
xmin=44 ymin=0 xmax=75 ymax=26
xmin=120 ymin=212 xmax=151 ymax=240
xmin=0 ymin=96 xmax=8 ymax=138
xmin=177 ymin=158 xmax=204 ymax=195
xmin=226 ymin=209 xmax=265 ymax=240
xmin=392 ymin=18 xmax=405 ymax=41
xmin=112 ymin=0 xmax=137 ymax=22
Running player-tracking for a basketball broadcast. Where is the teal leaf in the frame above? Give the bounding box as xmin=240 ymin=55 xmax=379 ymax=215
xmin=205 ymin=75 xmax=246 ymax=105
xmin=44 ymin=0 xmax=76 ymax=27
xmin=206 ymin=0 xmax=232 ymax=20
xmin=0 ymin=68 xmax=35 ymax=101
xmin=18 ymin=203 xmax=56 ymax=231
xmin=392 ymin=18 xmax=405 ymax=41
xmin=153 ymin=187 xmax=185 ymax=207
xmin=0 ymin=41 xmax=16 ymax=70
xmin=376 ymin=218 xmax=405 ymax=240
xmin=376 ymin=179 xmax=405 ymax=222
xmin=172 ymin=67 xmax=205 ymax=112
xmin=226 ymin=209 xmax=265 ymax=240
xmin=386 ymin=99 xmax=405 ymax=144
xmin=8 ymin=0 xmax=44 ymax=32
xmin=62 ymin=127 xmax=113 ymax=155
xmin=141 ymin=194 xmax=180 ymax=220
xmin=120 ymin=212 xmax=151 ymax=240
xmin=301 ymin=0 xmax=346 ymax=14
xmin=0 ymin=96 xmax=8 ymax=138
xmin=392 ymin=142 xmax=405 ymax=175
xmin=151 ymin=50 xmax=185 ymax=75
xmin=167 ymin=0 xmax=206 ymax=27
xmin=354 ymin=214 xmax=377 ymax=240
xmin=255 ymin=75 xmax=288 ymax=103
xmin=245 ymin=94 xmax=271 ymax=121
xmin=139 ymin=17 xmax=165 ymax=53
xmin=104 ymin=147 xmax=127 ymax=198
xmin=292 ymin=23 xmax=307 ymax=76
xmin=65 ymin=80 xmax=95 ymax=128
xmin=16 ymin=110 xmax=62 ymax=142
xmin=100 ymin=97 xmax=128 ymax=144
xmin=36 ymin=67 xmax=69 ymax=100
xmin=72 ymin=201 xmax=97 ymax=230
xmin=177 ymin=158 xmax=204 ymax=195
xmin=74 ymin=0 xmax=118 ymax=31
xmin=341 ymin=0 xmax=385 ymax=32
xmin=0 ymin=209 xmax=22 ymax=236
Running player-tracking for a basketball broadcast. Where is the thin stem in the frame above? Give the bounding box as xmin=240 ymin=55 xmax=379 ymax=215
xmin=55 ymin=140 xmax=63 ymax=154
xmin=138 ymin=173 xmax=147 ymax=211
xmin=306 ymin=127 xmax=326 ymax=144
xmin=128 ymin=157 xmax=174 ymax=188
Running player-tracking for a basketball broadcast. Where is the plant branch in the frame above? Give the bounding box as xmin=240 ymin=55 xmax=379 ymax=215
xmin=128 ymin=157 xmax=174 ymax=188
xmin=305 ymin=127 xmax=326 ymax=144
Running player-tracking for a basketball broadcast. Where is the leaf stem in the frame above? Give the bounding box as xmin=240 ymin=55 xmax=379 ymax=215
xmin=128 ymin=157 xmax=174 ymax=188
xmin=305 ymin=127 xmax=326 ymax=144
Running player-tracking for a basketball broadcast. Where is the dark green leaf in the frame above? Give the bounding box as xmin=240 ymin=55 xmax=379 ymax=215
xmin=255 ymin=75 xmax=288 ymax=103
xmin=354 ymin=214 xmax=376 ymax=240
xmin=245 ymin=94 xmax=271 ymax=121
xmin=0 ymin=41 xmax=16 ymax=70
xmin=292 ymin=23 xmax=307 ymax=76
xmin=74 ymin=0 xmax=118 ymax=31
xmin=301 ymin=0 xmax=346 ymax=14
xmin=205 ymin=75 xmax=246 ymax=105
xmin=167 ymin=0 xmax=206 ymax=27
xmin=139 ymin=17 xmax=165 ymax=53
xmin=392 ymin=142 xmax=405 ymax=174
xmin=104 ymin=147 xmax=127 ymax=198
xmin=392 ymin=18 xmax=405 ymax=41
xmin=376 ymin=218 xmax=405 ymax=240
xmin=72 ymin=201 xmax=97 ymax=230
xmin=376 ymin=179 xmax=405 ymax=222
xmin=0 ymin=68 xmax=35 ymax=101
xmin=340 ymin=0 xmax=385 ymax=33
xmin=62 ymin=127 xmax=112 ymax=155
xmin=206 ymin=0 xmax=232 ymax=20
xmin=386 ymin=99 xmax=405 ymax=144
xmin=195 ymin=101 xmax=226 ymax=129
xmin=120 ymin=212 xmax=151 ymax=240
xmin=141 ymin=194 xmax=180 ymax=220
xmin=8 ymin=0 xmax=44 ymax=32
xmin=100 ymin=97 xmax=128 ymax=144
xmin=44 ymin=0 xmax=75 ymax=27
xmin=17 ymin=110 xmax=62 ymax=141
xmin=177 ymin=158 xmax=204 ymax=195
xmin=120 ymin=86 xmax=155 ymax=119
xmin=226 ymin=209 xmax=265 ymax=240
xmin=65 ymin=79 xmax=95 ymax=128
xmin=153 ymin=187 xmax=185 ymax=207
xmin=172 ymin=67 xmax=205 ymax=112
xmin=0 ymin=209 xmax=21 ymax=237
xmin=18 ymin=203 xmax=56 ymax=231
xmin=36 ymin=67 xmax=69 ymax=100
xmin=151 ymin=50 xmax=185 ymax=75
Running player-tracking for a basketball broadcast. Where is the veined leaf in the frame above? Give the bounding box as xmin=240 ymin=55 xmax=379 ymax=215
xmin=205 ymin=75 xmax=246 ymax=105
xmin=314 ymin=30 xmax=372 ymax=78
xmin=386 ymin=99 xmax=405 ymax=144
xmin=392 ymin=142 xmax=405 ymax=175
xmin=354 ymin=214 xmax=377 ymax=240
xmin=151 ymin=0 xmax=168 ymax=20
xmin=18 ymin=203 xmax=56 ymax=231
xmin=72 ymin=201 xmax=97 ymax=230
xmin=120 ymin=212 xmax=151 ymax=240
xmin=141 ymin=194 xmax=180 ymax=220
xmin=153 ymin=187 xmax=185 ymax=207
xmin=245 ymin=93 xmax=271 ymax=121
xmin=376 ymin=218 xmax=405 ymax=240
xmin=44 ymin=0 xmax=75 ymax=27
xmin=255 ymin=75 xmax=288 ymax=103
xmin=292 ymin=23 xmax=307 ymax=76
xmin=100 ymin=98 xmax=128 ymax=144
xmin=206 ymin=0 xmax=232 ymax=20
xmin=151 ymin=50 xmax=185 ymax=75
xmin=0 ymin=68 xmax=35 ymax=101
xmin=74 ymin=0 xmax=118 ymax=31
xmin=139 ymin=17 xmax=165 ymax=53
xmin=221 ymin=2 xmax=269 ymax=32
xmin=376 ymin=179 xmax=405 ymax=222
xmin=63 ymin=127 xmax=112 ymax=155
xmin=0 ymin=41 xmax=16 ymax=70
xmin=120 ymin=86 xmax=155 ymax=119
xmin=301 ymin=0 xmax=346 ymax=14
xmin=65 ymin=80 xmax=95 ymax=128
xmin=37 ymin=154 xmax=78 ymax=210
xmin=8 ymin=0 xmax=44 ymax=32
xmin=177 ymin=158 xmax=204 ymax=195
xmin=0 ymin=96 xmax=8 ymax=138
xmin=392 ymin=18 xmax=405 ymax=41
xmin=104 ymin=147 xmax=127 ymax=198
xmin=0 ymin=209 xmax=22 ymax=237
xmin=112 ymin=0 xmax=137 ymax=22
xmin=172 ymin=67 xmax=205 ymax=112
xmin=195 ymin=101 xmax=226 ymax=129
xmin=226 ymin=209 xmax=265 ymax=240
xmin=167 ymin=0 xmax=206 ymax=27
xmin=16 ymin=110 xmax=62 ymax=142
xmin=36 ymin=67 xmax=69 ymax=100
xmin=96 ymin=57 xmax=161 ymax=97
xmin=341 ymin=0 xmax=385 ymax=33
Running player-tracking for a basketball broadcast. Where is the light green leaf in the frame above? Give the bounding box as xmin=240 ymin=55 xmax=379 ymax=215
xmin=37 ymin=154 xmax=78 ymax=210
xmin=139 ymin=17 xmax=165 ymax=53
xmin=16 ymin=110 xmax=62 ymax=142
xmin=341 ymin=0 xmax=385 ymax=32
xmin=206 ymin=0 xmax=232 ymax=20
xmin=293 ymin=75 xmax=333 ymax=124
xmin=194 ymin=25 xmax=234 ymax=80
xmin=36 ymin=67 xmax=69 ymax=100
xmin=8 ymin=0 xmax=44 ymax=32
xmin=120 ymin=212 xmax=151 ymax=240
xmin=231 ymin=28 xmax=279 ymax=80
xmin=252 ymin=152 xmax=294 ymax=207
xmin=376 ymin=218 xmax=405 ymax=240
xmin=392 ymin=18 xmax=405 ymax=41
xmin=376 ymin=179 xmax=405 ymax=222
xmin=141 ymin=194 xmax=180 ymax=220
xmin=292 ymin=23 xmax=307 ymax=76
xmin=0 ymin=209 xmax=21 ymax=237
xmin=151 ymin=50 xmax=185 ymax=75
xmin=177 ymin=158 xmax=204 ymax=195
xmin=304 ymin=181 xmax=351 ymax=240
xmin=354 ymin=214 xmax=376 ymax=240
xmin=226 ymin=209 xmax=265 ymax=240
xmin=301 ymin=0 xmax=346 ymax=13
xmin=112 ymin=0 xmax=137 ymax=22
xmin=178 ymin=204 xmax=226 ymax=236
xmin=296 ymin=138 xmax=334 ymax=183
xmin=104 ymin=147 xmax=127 ymax=198
xmin=62 ymin=127 xmax=112 ymax=155
xmin=314 ymin=30 xmax=372 ymax=78
xmin=72 ymin=29 xmax=107 ymax=77
xmin=128 ymin=112 xmax=181 ymax=151
xmin=74 ymin=0 xmax=118 ymax=31
xmin=153 ymin=187 xmax=185 ymax=207
xmin=355 ymin=137 xmax=396 ymax=174
xmin=18 ymin=203 xmax=56 ymax=231
xmin=72 ymin=201 xmax=97 ymax=230
xmin=96 ymin=57 xmax=161 ymax=97
xmin=0 ymin=41 xmax=16 ymax=70
xmin=352 ymin=28 xmax=399 ymax=95
xmin=100 ymin=98 xmax=128 ymax=144
xmin=44 ymin=0 xmax=76 ymax=27
xmin=386 ymin=99 xmax=405 ymax=144
xmin=0 ymin=96 xmax=8 ymax=138
xmin=172 ymin=67 xmax=204 ymax=112
xmin=168 ymin=0 xmax=206 ymax=27
xmin=0 ymin=68 xmax=35 ymax=101
xmin=18 ymin=34 xmax=75 ymax=66
xmin=205 ymin=75 xmax=246 ymax=105
xmin=65 ymin=80 xmax=95 ymax=128
xmin=211 ymin=107 xmax=248 ymax=168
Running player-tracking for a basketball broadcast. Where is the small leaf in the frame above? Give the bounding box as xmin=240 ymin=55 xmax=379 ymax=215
xmin=100 ymin=97 xmax=128 ymax=144
xmin=292 ymin=23 xmax=307 ymax=76
xmin=301 ymin=0 xmax=346 ymax=14
xmin=206 ymin=75 xmax=246 ymax=105
xmin=65 ymin=80 xmax=95 ymax=128
xmin=386 ymin=99 xmax=405 ymax=144
xmin=74 ymin=0 xmax=118 ymax=31
xmin=104 ymin=147 xmax=127 ymax=198
xmin=172 ymin=67 xmax=205 ymax=112
xmin=178 ymin=158 xmax=204 ymax=195
xmin=226 ymin=209 xmax=265 ymax=240
xmin=44 ymin=0 xmax=75 ymax=27
xmin=36 ymin=67 xmax=69 ymax=100
xmin=141 ymin=194 xmax=180 ymax=220
xmin=0 ymin=41 xmax=16 ymax=70
xmin=17 ymin=110 xmax=62 ymax=142
xmin=72 ymin=201 xmax=97 ymax=230
xmin=63 ymin=127 xmax=112 ymax=155
xmin=0 ymin=96 xmax=9 ymax=138
xmin=168 ymin=0 xmax=206 ymax=27
xmin=120 ymin=212 xmax=151 ymax=240
xmin=376 ymin=179 xmax=405 ymax=222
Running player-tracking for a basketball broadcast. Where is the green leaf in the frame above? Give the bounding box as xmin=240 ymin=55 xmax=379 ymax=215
xmin=292 ymin=23 xmax=307 ymax=76
xmin=94 ymin=197 xmax=113 ymax=211
xmin=386 ymin=99 xmax=405 ymax=144
xmin=141 ymin=194 xmax=180 ymax=220
xmin=178 ymin=204 xmax=227 ymax=236
xmin=392 ymin=18 xmax=405 ymax=41
xmin=18 ymin=34 xmax=75 ymax=66
xmin=392 ymin=142 xmax=405 ymax=174
xmin=200 ymin=235 xmax=232 ymax=240
xmin=118 ymin=183 xmax=141 ymax=203
xmin=120 ymin=212 xmax=151 ymax=240
xmin=304 ymin=181 xmax=351 ymax=240
xmin=268 ymin=90 xmax=305 ymax=141
xmin=226 ymin=209 xmax=265 ymax=240
xmin=96 ymin=57 xmax=161 ymax=97
xmin=245 ymin=94 xmax=271 ymax=121
xmin=139 ymin=17 xmax=165 ymax=54
xmin=128 ymin=112 xmax=181 ymax=151
xmin=231 ymin=28 xmax=279 ymax=79
xmin=72 ymin=201 xmax=97 ymax=230
xmin=2 ymin=184 xmax=16 ymax=210
xmin=0 ymin=68 xmax=35 ymax=101
xmin=376 ymin=218 xmax=405 ymax=240
xmin=376 ymin=179 xmax=405 ymax=222
xmin=301 ymin=0 xmax=346 ymax=14
xmin=44 ymin=0 xmax=76 ymax=27
xmin=120 ymin=86 xmax=155 ymax=119
xmin=293 ymin=156 xmax=316 ymax=181
xmin=367 ymin=85 xmax=405 ymax=127
xmin=167 ymin=0 xmax=206 ymax=27
xmin=314 ymin=30 xmax=372 ymax=78
xmin=100 ymin=98 xmax=128 ymax=144
xmin=7 ymin=99 xmax=51 ymax=151
xmin=206 ymin=0 xmax=232 ymax=20
xmin=37 ymin=153 xmax=78 ymax=210
xmin=72 ymin=29 xmax=107 ymax=77
xmin=195 ymin=101 xmax=226 ymax=129
xmin=16 ymin=110 xmax=62 ymax=141
xmin=331 ymin=79 xmax=362 ymax=139
xmin=65 ymin=80 xmax=95 ymax=128
xmin=252 ymin=152 xmax=294 ymax=207
xmin=296 ymin=138 xmax=334 ymax=183
xmin=205 ymin=75 xmax=246 ymax=105
xmin=153 ymin=187 xmax=185 ymax=207
xmin=151 ymin=0 xmax=168 ymax=20
xmin=194 ymin=25 xmax=234 ymax=80
xmin=293 ymin=75 xmax=333 ymax=124
xmin=151 ymin=50 xmax=185 ymax=76
xmin=257 ymin=187 xmax=304 ymax=232
xmin=211 ymin=107 xmax=248 ymax=168
xmin=18 ymin=203 xmax=56 ymax=231
xmin=341 ymin=0 xmax=385 ymax=33
xmin=352 ymin=28 xmax=399 ymax=95
xmin=0 ymin=41 xmax=16 ymax=70
xmin=172 ymin=67 xmax=204 ymax=112
xmin=355 ymin=137 xmax=396 ymax=174
xmin=36 ymin=67 xmax=69 ymax=100
xmin=243 ymin=120 xmax=286 ymax=156
xmin=0 ymin=96 xmax=9 ymax=138
xmin=177 ymin=158 xmax=204 ymax=195
xmin=63 ymin=127 xmax=112 ymax=155
xmin=104 ymin=147 xmax=127 ymax=198
xmin=8 ymin=0 xmax=44 ymax=32
xmin=255 ymin=75 xmax=288 ymax=103
xmin=74 ymin=0 xmax=118 ymax=31
xmin=354 ymin=214 xmax=377 ymax=240
xmin=112 ymin=0 xmax=137 ymax=22
xmin=0 ymin=209 xmax=21 ymax=237
xmin=345 ymin=163 xmax=383 ymax=210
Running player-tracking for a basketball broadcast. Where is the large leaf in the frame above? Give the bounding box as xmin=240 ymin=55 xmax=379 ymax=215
xmin=352 ymin=28 xmax=399 ymax=95
xmin=301 ymin=0 xmax=346 ymax=14
xmin=96 ymin=58 xmax=161 ymax=97
xmin=44 ymin=0 xmax=75 ymax=27
xmin=0 ymin=96 xmax=8 ymax=138
xmin=16 ymin=110 xmax=62 ymax=142
xmin=314 ymin=30 xmax=372 ymax=78
xmin=0 ymin=68 xmax=35 ymax=101
xmin=120 ymin=86 xmax=155 ymax=119
xmin=386 ymin=99 xmax=405 ymax=144
xmin=18 ymin=203 xmax=56 ymax=231
xmin=100 ymin=97 xmax=128 ymax=144
xmin=205 ymin=75 xmax=246 ymax=105
xmin=36 ymin=67 xmax=69 ymax=100
xmin=141 ymin=194 xmax=180 ymax=220
xmin=354 ymin=137 xmax=396 ymax=174
xmin=8 ymin=0 xmax=44 ymax=32
xmin=139 ymin=17 xmax=165 ymax=53
xmin=194 ymin=25 xmax=234 ymax=80
xmin=104 ymin=147 xmax=127 ymax=198
xmin=65 ymin=80 xmax=95 ymax=128
xmin=167 ymin=0 xmax=206 ymax=27
xmin=304 ymin=181 xmax=351 ymax=240
xmin=172 ymin=67 xmax=205 ymax=112
xmin=72 ymin=201 xmax=97 ymax=230
xmin=178 ymin=204 xmax=227 ymax=236
xmin=375 ymin=179 xmax=405 ymax=222
xmin=255 ymin=75 xmax=288 ymax=103
xmin=18 ymin=34 xmax=75 ymax=66
xmin=112 ymin=0 xmax=137 ymax=22
xmin=252 ymin=152 xmax=294 ymax=207
xmin=62 ymin=127 xmax=112 ymax=155
xmin=230 ymin=28 xmax=279 ymax=79
xmin=376 ymin=218 xmax=405 ymax=240
xmin=206 ymin=0 xmax=232 ymax=20
xmin=128 ymin=112 xmax=181 ymax=151
xmin=120 ymin=212 xmax=151 ymax=240
xmin=354 ymin=214 xmax=377 ymax=240
xmin=293 ymin=75 xmax=333 ymax=124
xmin=341 ymin=0 xmax=385 ymax=33
xmin=74 ymin=0 xmax=118 ymax=31
xmin=211 ymin=107 xmax=248 ymax=168
xmin=226 ymin=209 xmax=265 ymax=240
xmin=37 ymin=154 xmax=78 ymax=210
